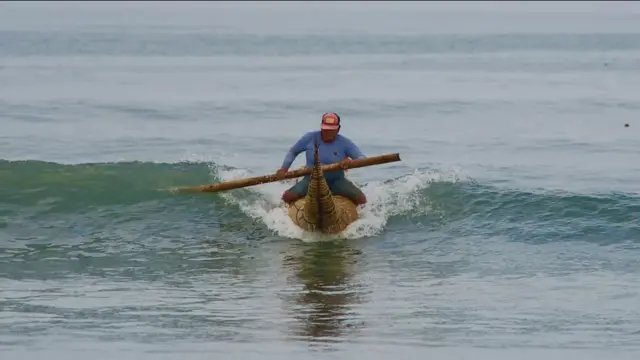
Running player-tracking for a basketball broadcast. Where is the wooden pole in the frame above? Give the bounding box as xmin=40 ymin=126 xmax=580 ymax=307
xmin=175 ymin=153 xmax=401 ymax=193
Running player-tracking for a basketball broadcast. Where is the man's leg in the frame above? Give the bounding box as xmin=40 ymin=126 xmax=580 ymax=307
xmin=329 ymin=177 xmax=367 ymax=205
xmin=282 ymin=176 xmax=310 ymax=204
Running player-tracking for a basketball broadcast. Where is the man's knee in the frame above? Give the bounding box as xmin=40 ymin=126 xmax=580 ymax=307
xmin=282 ymin=191 xmax=299 ymax=204
xmin=282 ymin=178 xmax=308 ymax=204
xmin=333 ymin=178 xmax=367 ymax=205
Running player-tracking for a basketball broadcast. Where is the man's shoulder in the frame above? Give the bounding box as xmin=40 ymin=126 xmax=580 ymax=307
xmin=298 ymin=130 xmax=319 ymax=138
xmin=294 ymin=131 xmax=318 ymax=141
xmin=292 ymin=131 xmax=318 ymax=146
xmin=336 ymin=134 xmax=355 ymax=144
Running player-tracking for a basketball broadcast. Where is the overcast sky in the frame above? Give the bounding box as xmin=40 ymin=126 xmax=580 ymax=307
xmin=214 ymin=1 xmax=640 ymax=13
xmin=2 ymin=1 xmax=639 ymax=34
xmin=3 ymin=1 xmax=640 ymax=13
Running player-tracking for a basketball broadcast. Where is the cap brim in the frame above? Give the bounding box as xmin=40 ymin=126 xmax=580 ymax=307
xmin=321 ymin=124 xmax=339 ymax=130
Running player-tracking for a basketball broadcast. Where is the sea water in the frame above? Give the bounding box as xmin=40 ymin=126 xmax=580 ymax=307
xmin=1 ymin=2 xmax=640 ymax=359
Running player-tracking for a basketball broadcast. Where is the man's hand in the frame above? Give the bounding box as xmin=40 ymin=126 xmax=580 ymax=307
xmin=275 ymin=167 xmax=288 ymax=180
xmin=339 ymin=158 xmax=352 ymax=170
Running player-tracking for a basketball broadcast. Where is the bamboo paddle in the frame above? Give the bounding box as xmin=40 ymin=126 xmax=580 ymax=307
xmin=174 ymin=153 xmax=401 ymax=193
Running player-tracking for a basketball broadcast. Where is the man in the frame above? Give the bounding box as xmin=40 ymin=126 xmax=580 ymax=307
xmin=276 ymin=112 xmax=367 ymax=205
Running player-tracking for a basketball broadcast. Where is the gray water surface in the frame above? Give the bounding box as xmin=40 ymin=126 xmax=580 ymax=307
xmin=2 ymin=2 xmax=640 ymax=359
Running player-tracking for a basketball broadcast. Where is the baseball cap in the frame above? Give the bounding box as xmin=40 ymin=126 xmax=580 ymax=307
xmin=321 ymin=112 xmax=341 ymax=130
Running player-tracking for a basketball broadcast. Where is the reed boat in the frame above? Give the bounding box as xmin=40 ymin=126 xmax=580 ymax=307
xmin=286 ymin=143 xmax=359 ymax=235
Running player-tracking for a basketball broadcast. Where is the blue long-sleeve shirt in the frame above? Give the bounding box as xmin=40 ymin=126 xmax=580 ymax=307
xmin=281 ymin=131 xmax=366 ymax=181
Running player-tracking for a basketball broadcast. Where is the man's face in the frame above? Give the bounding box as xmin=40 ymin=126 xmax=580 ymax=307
xmin=321 ymin=128 xmax=339 ymax=142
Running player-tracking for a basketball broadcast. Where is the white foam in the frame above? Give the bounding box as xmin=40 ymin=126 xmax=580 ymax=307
xmin=211 ymin=165 xmax=469 ymax=242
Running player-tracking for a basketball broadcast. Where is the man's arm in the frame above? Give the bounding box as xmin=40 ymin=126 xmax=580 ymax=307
xmin=343 ymin=137 xmax=366 ymax=160
xmin=281 ymin=132 xmax=313 ymax=169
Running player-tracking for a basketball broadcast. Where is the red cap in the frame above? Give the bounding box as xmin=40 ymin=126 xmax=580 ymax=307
xmin=321 ymin=112 xmax=341 ymax=130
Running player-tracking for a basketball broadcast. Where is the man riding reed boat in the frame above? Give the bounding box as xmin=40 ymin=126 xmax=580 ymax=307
xmin=174 ymin=112 xmax=402 ymax=235
xmin=276 ymin=112 xmax=367 ymax=206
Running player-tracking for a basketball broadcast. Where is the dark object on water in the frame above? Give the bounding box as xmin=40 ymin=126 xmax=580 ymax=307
xmin=625 ymin=123 xmax=629 ymax=127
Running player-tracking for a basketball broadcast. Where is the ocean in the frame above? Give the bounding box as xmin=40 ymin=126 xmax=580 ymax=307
xmin=1 ymin=2 xmax=640 ymax=359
